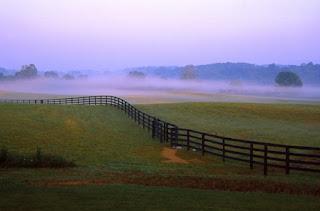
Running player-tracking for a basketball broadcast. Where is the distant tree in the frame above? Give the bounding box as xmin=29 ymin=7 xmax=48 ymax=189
xmin=268 ymin=63 xmax=278 ymax=71
xmin=44 ymin=71 xmax=59 ymax=79
xmin=181 ymin=65 xmax=197 ymax=80
xmin=15 ymin=64 xmax=38 ymax=79
xmin=78 ymin=74 xmax=88 ymax=79
xmin=307 ymin=62 xmax=314 ymax=66
xmin=63 ymin=74 xmax=75 ymax=80
xmin=275 ymin=71 xmax=303 ymax=87
xmin=128 ymin=71 xmax=146 ymax=79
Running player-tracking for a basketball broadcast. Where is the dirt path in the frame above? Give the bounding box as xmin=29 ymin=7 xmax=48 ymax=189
xmin=161 ymin=147 xmax=189 ymax=164
xmin=30 ymin=171 xmax=320 ymax=197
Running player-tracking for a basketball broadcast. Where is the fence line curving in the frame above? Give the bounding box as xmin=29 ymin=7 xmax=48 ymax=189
xmin=1 ymin=95 xmax=319 ymax=176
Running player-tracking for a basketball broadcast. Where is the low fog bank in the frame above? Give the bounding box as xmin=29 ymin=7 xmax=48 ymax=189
xmin=0 ymin=76 xmax=320 ymax=103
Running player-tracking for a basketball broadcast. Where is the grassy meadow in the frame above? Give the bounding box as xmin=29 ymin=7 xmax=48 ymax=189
xmin=0 ymin=102 xmax=320 ymax=210
xmin=138 ymin=102 xmax=320 ymax=146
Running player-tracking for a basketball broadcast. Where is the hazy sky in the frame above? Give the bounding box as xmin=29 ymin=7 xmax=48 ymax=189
xmin=0 ymin=0 xmax=319 ymax=71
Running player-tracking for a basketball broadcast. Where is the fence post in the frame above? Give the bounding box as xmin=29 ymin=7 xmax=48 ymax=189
xmin=171 ymin=127 xmax=178 ymax=148
xmin=159 ymin=121 xmax=163 ymax=143
xmin=134 ymin=109 xmax=137 ymax=122
xmin=127 ymin=103 xmax=129 ymax=114
xmin=187 ymin=130 xmax=190 ymax=151
xmin=285 ymin=146 xmax=290 ymax=175
xmin=152 ymin=119 xmax=156 ymax=139
xmin=175 ymin=127 xmax=179 ymax=147
xmin=170 ymin=127 xmax=173 ymax=147
xmin=264 ymin=144 xmax=268 ymax=176
xmin=250 ymin=143 xmax=253 ymax=169
xmin=164 ymin=123 xmax=168 ymax=143
xmin=201 ymin=134 xmax=205 ymax=156
xmin=133 ymin=108 xmax=135 ymax=120
xmin=149 ymin=117 xmax=151 ymax=130
xmin=222 ymin=138 xmax=225 ymax=162
xmin=142 ymin=113 xmax=145 ymax=128
xmin=137 ymin=111 xmax=139 ymax=124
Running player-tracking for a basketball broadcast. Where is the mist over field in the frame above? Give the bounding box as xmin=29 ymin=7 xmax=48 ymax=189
xmin=1 ymin=75 xmax=320 ymax=103
xmin=1 ymin=0 xmax=319 ymax=103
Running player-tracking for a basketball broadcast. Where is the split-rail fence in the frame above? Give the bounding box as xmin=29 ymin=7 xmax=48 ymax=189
xmin=1 ymin=95 xmax=319 ymax=175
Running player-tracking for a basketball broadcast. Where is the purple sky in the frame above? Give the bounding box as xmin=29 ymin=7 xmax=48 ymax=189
xmin=0 ymin=0 xmax=319 ymax=71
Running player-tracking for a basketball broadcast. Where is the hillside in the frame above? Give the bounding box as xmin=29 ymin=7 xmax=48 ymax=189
xmin=125 ymin=62 xmax=320 ymax=85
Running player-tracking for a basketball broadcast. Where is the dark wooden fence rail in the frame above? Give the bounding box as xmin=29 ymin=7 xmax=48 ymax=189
xmin=1 ymin=96 xmax=319 ymax=175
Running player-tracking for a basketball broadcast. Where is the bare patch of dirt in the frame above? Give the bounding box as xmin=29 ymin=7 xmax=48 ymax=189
xmin=161 ymin=147 xmax=205 ymax=164
xmin=30 ymin=171 xmax=320 ymax=197
xmin=161 ymin=147 xmax=189 ymax=164
xmin=188 ymin=158 xmax=204 ymax=164
xmin=65 ymin=118 xmax=79 ymax=130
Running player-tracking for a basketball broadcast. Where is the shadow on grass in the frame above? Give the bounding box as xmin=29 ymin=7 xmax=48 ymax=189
xmin=0 ymin=147 xmax=76 ymax=168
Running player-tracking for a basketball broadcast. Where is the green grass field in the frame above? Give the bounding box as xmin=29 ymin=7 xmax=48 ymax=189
xmin=138 ymin=102 xmax=320 ymax=146
xmin=0 ymin=104 xmax=164 ymax=166
xmin=1 ymin=183 xmax=320 ymax=211
xmin=0 ymin=103 xmax=320 ymax=210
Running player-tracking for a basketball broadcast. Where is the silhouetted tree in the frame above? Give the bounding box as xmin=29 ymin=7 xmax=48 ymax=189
xmin=128 ymin=71 xmax=146 ymax=79
xmin=181 ymin=65 xmax=197 ymax=80
xmin=275 ymin=71 xmax=303 ymax=87
xmin=78 ymin=74 xmax=88 ymax=79
xmin=44 ymin=71 xmax=59 ymax=79
xmin=15 ymin=64 xmax=38 ymax=79
xmin=63 ymin=74 xmax=75 ymax=80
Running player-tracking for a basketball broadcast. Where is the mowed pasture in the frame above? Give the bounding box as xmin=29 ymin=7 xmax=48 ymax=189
xmin=0 ymin=104 xmax=162 ymax=166
xmin=138 ymin=102 xmax=320 ymax=147
xmin=0 ymin=103 xmax=320 ymax=210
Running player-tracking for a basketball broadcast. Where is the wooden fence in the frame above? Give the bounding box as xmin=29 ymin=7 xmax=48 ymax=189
xmin=1 ymin=95 xmax=320 ymax=175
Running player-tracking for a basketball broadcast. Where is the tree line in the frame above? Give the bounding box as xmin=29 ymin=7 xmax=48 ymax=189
xmin=0 ymin=64 xmax=87 ymax=81
xmin=129 ymin=64 xmax=304 ymax=87
xmin=126 ymin=62 xmax=319 ymax=85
